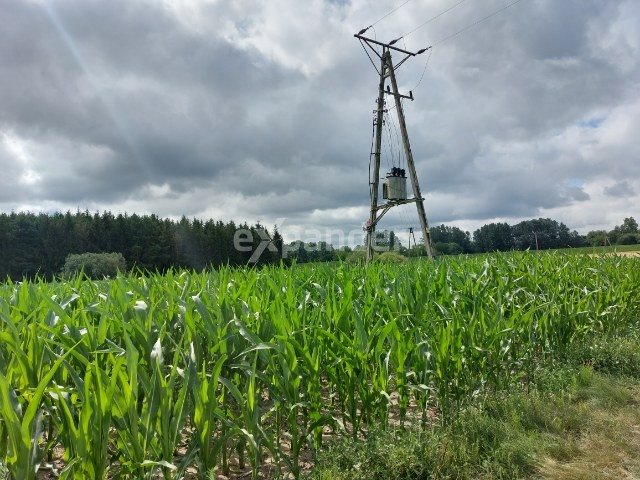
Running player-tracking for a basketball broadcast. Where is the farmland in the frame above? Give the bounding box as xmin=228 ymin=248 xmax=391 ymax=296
xmin=1 ymin=252 xmax=639 ymax=479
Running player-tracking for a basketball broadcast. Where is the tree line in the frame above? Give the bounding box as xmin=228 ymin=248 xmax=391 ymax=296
xmin=0 ymin=211 xmax=637 ymax=279
xmin=429 ymin=217 xmax=638 ymax=255
xmin=0 ymin=211 xmax=282 ymax=280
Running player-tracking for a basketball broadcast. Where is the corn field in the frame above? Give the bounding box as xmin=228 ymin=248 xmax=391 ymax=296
xmin=0 ymin=252 xmax=639 ymax=479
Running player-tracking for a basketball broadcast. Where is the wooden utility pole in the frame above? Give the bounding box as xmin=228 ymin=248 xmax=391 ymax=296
xmin=366 ymin=55 xmax=387 ymax=260
xmin=386 ymin=52 xmax=434 ymax=258
xmin=356 ymin=34 xmax=434 ymax=261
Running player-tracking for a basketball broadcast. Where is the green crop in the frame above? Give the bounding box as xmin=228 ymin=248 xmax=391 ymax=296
xmin=0 ymin=252 xmax=639 ymax=478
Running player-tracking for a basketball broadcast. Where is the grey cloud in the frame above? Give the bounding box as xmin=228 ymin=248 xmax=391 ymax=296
xmin=0 ymin=0 xmax=638 ymax=236
xmin=0 ymin=0 xmax=304 ymax=199
xmin=564 ymin=186 xmax=591 ymax=202
xmin=604 ymin=181 xmax=635 ymax=198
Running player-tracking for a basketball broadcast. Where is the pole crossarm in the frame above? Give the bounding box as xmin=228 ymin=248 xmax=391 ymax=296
xmin=385 ymin=85 xmax=413 ymax=101
xmin=370 ymin=198 xmax=422 ymax=228
xmin=374 ymin=198 xmax=421 ymax=211
xmin=354 ymin=34 xmax=418 ymax=56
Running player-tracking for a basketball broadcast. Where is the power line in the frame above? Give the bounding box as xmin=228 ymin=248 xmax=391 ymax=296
xmin=399 ymin=203 xmax=412 ymax=229
xmin=384 ymin=111 xmax=397 ymax=167
xmin=374 ymin=0 xmax=413 ymax=26
xmin=402 ymin=0 xmax=470 ymax=39
xmin=412 ymin=48 xmax=433 ymax=91
xmin=407 ymin=0 xmax=525 ymax=95
xmin=387 ymin=111 xmax=404 ymax=170
xmin=381 ymin=111 xmax=394 ymax=170
xmin=365 ymin=0 xmax=413 ymax=32
xmin=432 ymin=0 xmax=526 ymax=47
xmin=391 ymin=0 xmax=525 ymax=53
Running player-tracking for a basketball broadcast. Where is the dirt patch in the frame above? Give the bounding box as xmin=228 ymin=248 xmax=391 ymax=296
xmin=614 ymin=251 xmax=640 ymax=258
xmin=589 ymin=251 xmax=640 ymax=258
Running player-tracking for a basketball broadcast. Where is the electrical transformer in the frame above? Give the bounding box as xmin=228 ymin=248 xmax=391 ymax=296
xmin=382 ymin=167 xmax=407 ymax=200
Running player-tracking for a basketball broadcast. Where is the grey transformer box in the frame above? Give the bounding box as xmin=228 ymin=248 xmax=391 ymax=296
xmin=383 ymin=167 xmax=407 ymax=200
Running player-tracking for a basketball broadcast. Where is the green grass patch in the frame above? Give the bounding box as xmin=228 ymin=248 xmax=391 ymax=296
xmin=310 ymin=333 xmax=640 ymax=480
xmin=568 ymin=329 xmax=640 ymax=378
xmin=311 ymin=369 xmax=640 ymax=479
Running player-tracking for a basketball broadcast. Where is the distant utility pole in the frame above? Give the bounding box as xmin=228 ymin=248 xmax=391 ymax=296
xmin=355 ymin=32 xmax=435 ymax=262
xmin=408 ymin=226 xmax=417 ymax=254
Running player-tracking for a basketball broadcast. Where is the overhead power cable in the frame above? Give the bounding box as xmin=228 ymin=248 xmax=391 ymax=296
xmin=373 ymin=0 xmax=413 ymax=27
xmin=387 ymin=112 xmax=404 ymax=170
xmin=409 ymin=0 xmax=525 ymax=91
xmin=370 ymin=25 xmax=378 ymax=40
xmin=359 ymin=0 xmax=413 ymax=35
xmin=385 ymin=111 xmax=399 ymax=168
xmin=402 ymin=0 xmax=469 ymax=39
xmin=389 ymin=0 xmax=525 ymax=52
xmin=431 ymin=0 xmax=526 ymax=47
xmin=412 ymin=48 xmax=433 ymax=91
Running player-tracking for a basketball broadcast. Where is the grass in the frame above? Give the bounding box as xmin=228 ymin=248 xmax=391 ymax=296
xmin=310 ymin=332 xmax=640 ymax=480
xmin=538 ymin=373 xmax=640 ymax=480
xmin=432 ymin=244 xmax=640 ymax=260
xmin=551 ymin=243 xmax=640 ymax=255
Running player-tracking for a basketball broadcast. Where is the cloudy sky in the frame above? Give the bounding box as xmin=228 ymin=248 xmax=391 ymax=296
xmin=1 ymin=0 xmax=638 ymax=246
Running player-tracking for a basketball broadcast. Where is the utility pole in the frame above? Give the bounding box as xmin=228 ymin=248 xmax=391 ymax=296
xmin=366 ymin=54 xmax=386 ymax=260
xmin=356 ymin=33 xmax=434 ymax=261
xmin=408 ymin=226 xmax=417 ymax=255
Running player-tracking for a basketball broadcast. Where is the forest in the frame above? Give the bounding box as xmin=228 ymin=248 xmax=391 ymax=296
xmin=0 ymin=211 xmax=282 ymax=280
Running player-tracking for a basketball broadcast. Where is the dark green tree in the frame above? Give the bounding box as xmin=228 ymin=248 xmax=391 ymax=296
xmin=431 ymin=225 xmax=472 ymax=253
xmin=586 ymin=230 xmax=609 ymax=246
xmin=511 ymin=218 xmax=584 ymax=250
xmin=472 ymin=223 xmax=514 ymax=252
